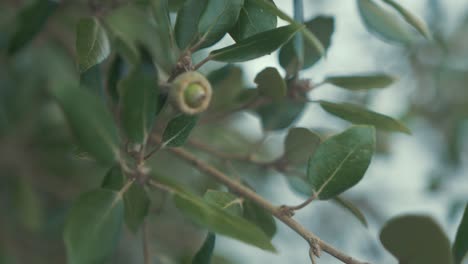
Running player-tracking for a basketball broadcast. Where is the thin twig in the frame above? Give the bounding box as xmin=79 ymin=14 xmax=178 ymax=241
xmin=143 ymin=221 xmax=151 ymax=264
xmin=164 ymin=146 xmax=371 ymax=264
xmin=192 ymin=55 xmax=213 ymax=71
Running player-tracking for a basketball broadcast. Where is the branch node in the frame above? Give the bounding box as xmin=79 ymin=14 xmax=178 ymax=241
xmin=278 ymin=205 xmax=295 ymax=217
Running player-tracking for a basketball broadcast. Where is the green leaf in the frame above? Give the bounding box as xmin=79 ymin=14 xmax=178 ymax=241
xmin=307 ymin=126 xmax=375 ymax=200
xmin=319 ymin=101 xmax=411 ymax=134
xmin=332 ymin=196 xmax=368 ymax=227
xmin=453 ymin=204 xmax=468 ymax=264
xmin=380 ymin=215 xmax=453 ymax=264
xmin=101 ymin=166 xmax=150 ymax=233
xmin=210 ymin=25 xmax=301 ymax=63
xmin=151 ymin=174 xmax=275 ymax=251
xmin=287 ymin=176 xmax=313 ymax=196
xmin=106 ymin=55 xmax=126 ymax=104
xmin=203 ymin=190 xmax=243 ymax=216
xmin=229 ymin=0 xmax=277 ymax=41
xmin=7 ymin=0 xmax=58 ymax=55
xmin=324 ymin=73 xmax=396 ymax=90
xmin=279 ymin=16 xmax=334 ymax=73
xmin=119 ymin=65 xmax=159 ymax=143
xmin=76 ymin=17 xmax=111 ymax=73
xmin=243 ymin=200 xmax=277 ymax=239
xmin=283 ymin=127 xmax=321 ymax=165
xmin=192 ymin=233 xmax=216 ymax=264
xmin=51 ymin=85 xmax=119 ymax=165
xmin=123 ymin=184 xmax=150 ymax=233
xmin=248 ymin=0 xmax=325 ymax=56
xmin=357 ymin=0 xmax=415 ymax=45
xmin=254 ymin=67 xmax=286 ymax=100
xmin=174 ymin=192 xmax=275 ymax=252
xmin=256 ymin=99 xmax=305 ymax=130
xmin=162 ymin=114 xmax=198 ymax=147
xmin=64 ymin=189 xmax=124 ymax=264
xmin=382 ymin=0 xmax=431 ymax=39
xmin=175 ymin=0 xmax=243 ymax=50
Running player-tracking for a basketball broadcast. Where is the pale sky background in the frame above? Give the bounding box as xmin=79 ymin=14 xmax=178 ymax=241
xmin=193 ymin=0 xmax=468 ymax=263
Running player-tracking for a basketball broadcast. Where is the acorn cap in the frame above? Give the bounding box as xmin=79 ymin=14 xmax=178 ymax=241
xmin=169 ymin=71 xmax=212 ymax=115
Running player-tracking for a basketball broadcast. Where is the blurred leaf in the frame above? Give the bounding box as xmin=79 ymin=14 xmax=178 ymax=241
xmin=324 ymin=73 xmax=396 ymax=90
xmin=357 ymin=0 xmax=415 ymax=45
xmin=210 ymin=25 xmax=301 ymax=63
xmin=204 ymin=190 xmax=243 ymax=216
xmin=208 ymin=65 xmax=244 ymax=111
xmin=320 ymin=101 xmax=411 ymax=134
xmin=453 ymin=204 xmax=468 ymax=264
xmin=382 ymin=0 xmax=431 ymax=39
xmin=249 ymin=0 xmax=325 ymax=57
xmin=256 ymin=99 xmax=305 ymax=130
xmin=287 ymin=176 xmax=312 ymax=196
xmin=192 ymin=233 xmax=216 ymax=264
xmin=15 ymin=178 xmax=44 ymax=231
xmin=283 ymin=127 xmax=321 ymax=165
xmin=380 ymin=215 xmax=453 ymax=264
xmin=243 ymin=200 xmax=277 ymax=239
xmin=175 ymin=0 xmax=243 ymax=50
xmin=76 ymin=17 xmax=111 ymax=73
xmin=124 ymin=184 xmax=150 ymax=233
xmin=174 ymin=191 xmax=275 ymax=252
xmin=279 ymin=16 xmax=334 ymax=73
xmin=64 ymin=189 xmax=124 ymax=264
xmin=332 ymin=196 xmax=368 ymax=227
xmin=255 ymin=67 xmax=286 ymax=100
xmin=80 ymin=64 xmax=104 ymax=97
xmin=7 ymin=0 xmax=58 ymax=55
xmin=229 ymin=0 xmax=277 ymax=41
xmin=101 ymin=166 xmax=150 ymax=233
xmin=162 ymin=114 xmax=198 ymax=147
xmin=307 ymin=126 xmax=375 ymax=200
xmin=107 ymin=55 xmax=126 ymax=104
xmin=51 ymin=85 xmax=119 ymax=165
xmin=119 ymin=65 xmax=159 ymax=143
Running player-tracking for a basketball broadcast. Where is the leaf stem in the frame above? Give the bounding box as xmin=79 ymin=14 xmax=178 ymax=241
xmin=193 ymin=55 xmax=213 ymax=71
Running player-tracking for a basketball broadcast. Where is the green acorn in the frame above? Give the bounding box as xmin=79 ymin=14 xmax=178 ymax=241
xmin=169 ymin=71 xmax=212 ymax=115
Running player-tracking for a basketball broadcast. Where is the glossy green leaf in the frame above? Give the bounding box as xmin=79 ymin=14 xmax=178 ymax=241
xmin=380 ymin=215 xmax=453 ymax=264
xmin=162 ymin=114 xmax=198 ymax=147
xmin=332 ymin=196 xmax=368 ymax=227
xmin=382 ymin=0 xmax=431 ymax=39
xmin=7 ymin=0 xmax=58 ymax=55
xmin=107 ymin=55 xmax=126 ymax=104
xmin=279 ymin=16 xmax=334 ymax=73
xmin=76 ymin=17 xmax=111 ymax=73
xmin=243 ymin=200 xmax=277 ymax=239
xmin=248 ymin=0 xmax=325 ymax=56
xmin=307 ymin=126 xmax=375 ymax=200
xmin=119 ymin=66 xmax=159 ymax=143
xmin=256 ymin=99 xmax=305 ymax=130
xmin=324 ymin=73 xmax=396 ymax=90
xmin=229 ymin=0 xmax=277 ymax=41
xmin=51 ymin=85 xmax=119 ymax=165
xmin=174 ymin=191 xmax=275 ymax=252
xmin=203 ymin=190 xmax=243 ymax=216
xmin=64 ymin=189 xmax=124 ymax=264
xmin=283 ymin=127 xmax=321 ymax=165
xmin=255 ymin=67 xmax=286 ymax=100
xmin=357 ymin=0 xmax=415 ymax=45
xmin=210 ymin=25 xmax=301 ymax=63
xmin=101 ymin=166 xmax=150 ymax=233
xmin=453 ymin=204 xmax=468 ymax=264
xmin=320 ymin=101 xmax=411 ymax=134
xmin=175 ymin=0 xmax=243 ymax=50
xmin=192 ymin=233 xmax=216 ymax=264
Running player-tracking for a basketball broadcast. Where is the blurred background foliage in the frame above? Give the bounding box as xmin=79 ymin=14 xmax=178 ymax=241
xmin=0 ymin=0 xmax=467 ymax=263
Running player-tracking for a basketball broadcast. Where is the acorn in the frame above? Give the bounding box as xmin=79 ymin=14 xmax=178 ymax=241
xmin=169 ymin=71 xmax=212 ymax=115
